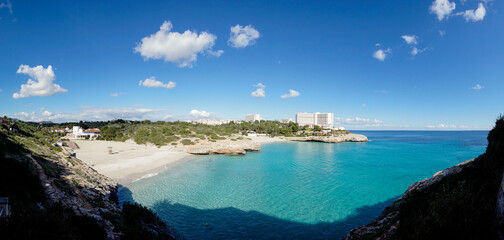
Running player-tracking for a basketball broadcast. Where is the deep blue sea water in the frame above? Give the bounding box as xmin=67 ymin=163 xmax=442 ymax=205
xmin=119 ymin=131 xmax=488 ymax=239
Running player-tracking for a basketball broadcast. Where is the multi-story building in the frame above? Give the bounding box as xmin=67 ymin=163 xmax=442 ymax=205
xmin=245 ymin=114 xmax=261 ymax=122
xmin=295 ymin=112 xmax=334 ymax=128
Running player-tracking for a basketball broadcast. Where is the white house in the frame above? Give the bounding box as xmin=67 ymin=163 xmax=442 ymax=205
xmin=82 ymin=129 xmax=101 ymax=137
xmin=73 ymin=126 xmax=100 ymax=138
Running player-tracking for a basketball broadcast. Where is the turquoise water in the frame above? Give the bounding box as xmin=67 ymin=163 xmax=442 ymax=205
xmin=119 ymin=131 xmax=488 ymax=239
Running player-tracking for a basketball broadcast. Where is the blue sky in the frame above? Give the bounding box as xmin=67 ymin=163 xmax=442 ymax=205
xmin=0 ymin=0 xmax=502 ymax=130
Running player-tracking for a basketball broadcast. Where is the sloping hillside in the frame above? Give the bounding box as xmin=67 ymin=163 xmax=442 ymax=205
xmin=0 ymin=120 xmax=175 ymax=239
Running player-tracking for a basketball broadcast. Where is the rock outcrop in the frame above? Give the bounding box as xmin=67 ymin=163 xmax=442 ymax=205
xmin=167 ymin=137 xmax=261 ymax=155
xmin=284 ymin=133 xmax=368 ymax=143
xmin=343 ymin=116 xmax=504 ymax=240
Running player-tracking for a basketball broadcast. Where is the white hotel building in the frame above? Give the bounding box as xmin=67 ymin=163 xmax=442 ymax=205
xmin=295 ymin=112 xmax=334 ymax=128
xmin=245 ymin=114 xmax=261 ymax=122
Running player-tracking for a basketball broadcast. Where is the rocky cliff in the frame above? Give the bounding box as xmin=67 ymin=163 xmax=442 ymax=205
xmin=343 ymin=116 xmax=504 ymax=240
xmin=0 ymin=121 xmax=175 ymax=239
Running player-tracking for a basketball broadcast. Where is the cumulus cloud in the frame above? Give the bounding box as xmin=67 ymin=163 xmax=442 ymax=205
xmin=13 ymin=107 xmax=170 ymax=122
xmin=401 ymin=35 xmax=418 ymax=45
xmin=430 ymin=0 xmax=456 ymax=21
xmin=251 ymin=83 xmax=266 ymax=98
xmin=471 ymin=84 xmax=484 ymax=90
xmin=134 ymin=21 xmax=222 ymax=68
xmin=411 ymin=47 xmax=427 ymax=56
xmin=251 ymin=88 xmax=265 ymax=98
xmin=373 ymin=48 xmax=391 ymax=62
xmin=139 ymin=77 xmax=176 ymax=89
xmin=255 ymin=83 xmax=266 ymax=88
xmin=190 ymin=109 xmax=214 ymax=118
xmin=13 ymin=65 xmax=67 ymax=99
xmin=460 ymin=3 xmax=486 ymax=22
xmin=280 ymin=89 xmax=300 ymax=99
xmin=228 ymin=24 xmax=260 ymax=48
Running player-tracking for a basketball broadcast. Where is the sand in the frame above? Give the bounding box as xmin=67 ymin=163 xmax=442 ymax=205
xmin=73 ymin=140 xmax=192 ymax=185
xmin=248 ymin=136 xmax=288 ymax=144
xmin=72 ymin=136 xmax=286 ymax=185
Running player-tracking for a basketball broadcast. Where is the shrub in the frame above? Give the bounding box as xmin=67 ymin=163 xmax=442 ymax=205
xmin=180 ymin=139 xmax=195 ymax=145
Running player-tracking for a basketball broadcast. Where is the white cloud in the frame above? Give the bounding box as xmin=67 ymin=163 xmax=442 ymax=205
xmin=426 ymin=124 xmax=457 ymax=129
xmin=13 ymin=107 xmax=170 ymax=122
xmin=334 ymin=117 xmax=385 ymax=127
xmin=411 ymin=47 xmax=427 ymax=56
xmin=460 ymin=3 xmax=486 ymax=22
xmin=228 ymin=24 xmax=260 ymax=48
xmin=439 ymin=30 xmax=446 ymax=37
xmin=471 ymin=84 xmax=484 ymax=90
xmin=13 ymin=65 xmax=67 ymax=99
xmin=251 ymin=83 xmax=266 ymax=98
xmin=280 ymin=89 xmax=300 ymax=99
xmin=401 ymin=35 xmax=418 ymax=45
xmin=0 ymin=0 xmax=12 ymax=14
xmin=373 ymin=48 xmax=391 ymax=62
xmin=162 ymin=114 xmax=174 ymax=120
xmin=251 ymin=88 xmax=265 ymax=98
xmin=134 ymin=21 xmax=222 ymax=68
xmin=254 ymin=83 xmax=266 ymax=88
xmin=430 ymin=0 xmax=456 ymax=21
xmin=190 ymin=109 xmax=214 ymax=118
xmin=139 ymin=77 xmax=176 ymax=89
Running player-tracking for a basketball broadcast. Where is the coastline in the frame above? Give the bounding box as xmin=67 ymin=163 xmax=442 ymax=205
xmin=72 ymin=136 xmax=286 ymax=185
xmin=71 ymin=134 xmax=363 ymax=185
xmin=73 ymin=140 xmax=192 ymax=185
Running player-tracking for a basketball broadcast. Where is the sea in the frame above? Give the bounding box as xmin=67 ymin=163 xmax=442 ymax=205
xmin=119 ymin=131 xmax=488 ymax=239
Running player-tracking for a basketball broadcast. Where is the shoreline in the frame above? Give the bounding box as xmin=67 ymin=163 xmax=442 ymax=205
xmin=73 ymin=140 xmax=192 ymax=185
xmin=71 ymin=134 xmax=363 ymax=185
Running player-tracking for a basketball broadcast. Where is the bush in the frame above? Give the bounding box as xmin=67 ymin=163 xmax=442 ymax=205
xmin=180 ymin=139 xmax=195 ymax=145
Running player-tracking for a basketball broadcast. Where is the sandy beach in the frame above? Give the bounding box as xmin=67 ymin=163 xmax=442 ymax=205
xmin=72 ymin=136 xmax=286 ymax=185
xmin=73 ymin=140 xmax=192 ymax=185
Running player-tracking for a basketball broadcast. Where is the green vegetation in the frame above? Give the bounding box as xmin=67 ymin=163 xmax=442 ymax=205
xmin=81 ymin=119 xmax=342 ymax=146
xmin=180 ymin=139 xmax=195 ymax=145
xmin=0 ymin=118 xmax=176 ymax=239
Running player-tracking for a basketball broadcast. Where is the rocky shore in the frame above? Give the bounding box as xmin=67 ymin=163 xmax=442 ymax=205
xmin=282 ymin=133 xmax=368 ymax=143
xmin=343 ymin=117 xmax=504 ymax=240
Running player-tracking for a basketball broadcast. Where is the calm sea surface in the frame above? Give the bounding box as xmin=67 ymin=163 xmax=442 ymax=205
xmin=119 ymin=131 xmax=488 ymax=239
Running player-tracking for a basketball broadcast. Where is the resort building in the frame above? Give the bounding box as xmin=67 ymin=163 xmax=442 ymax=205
xmin=295 ymin=112 xmax=334 ymax=128
xmin=245 ymin=114 xmax=261 ymax=122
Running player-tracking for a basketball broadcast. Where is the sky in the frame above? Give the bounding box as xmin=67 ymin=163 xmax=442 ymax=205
xmin=0 ymin=0 xmax=502 ymax=130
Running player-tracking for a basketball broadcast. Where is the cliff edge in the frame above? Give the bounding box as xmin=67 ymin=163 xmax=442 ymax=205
xmin=343 ymin=116 xmax=504 ymax=240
